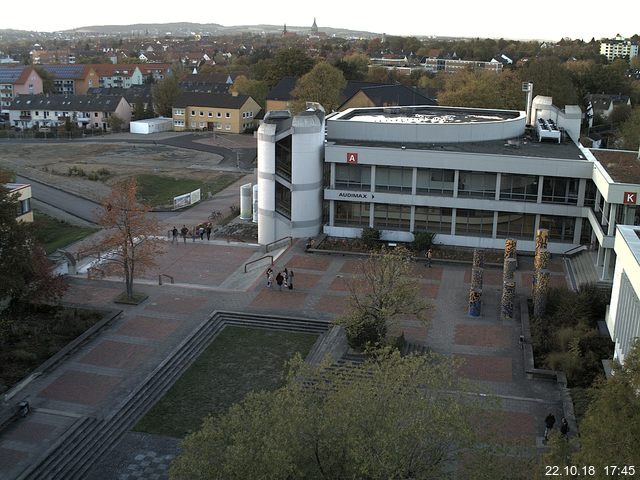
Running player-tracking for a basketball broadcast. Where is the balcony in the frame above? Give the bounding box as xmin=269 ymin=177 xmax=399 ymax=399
xmin=19 ymin=115 xmax=31 ymax=120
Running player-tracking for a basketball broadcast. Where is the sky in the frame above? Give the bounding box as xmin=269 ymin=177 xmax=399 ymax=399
xmin=2 ymin=0 xmax=638 ymax=41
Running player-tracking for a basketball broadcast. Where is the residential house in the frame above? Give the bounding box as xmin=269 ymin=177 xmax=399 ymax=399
xmin=38 ymin=65 xmax=99 ymax=95
xmin=172 ymin=92 xmax=260 ymax=133
xmin=339 ymin=84 xmax=436 ymax=111
xmin=90 ymin=64 xmax=144 ymax=88
xmin=31 ymin=49 xmax=76 ymax=64
xmin=3 ymin=183 xmax=33 ymax=223
xmin=0 ymin=66 xmax=43 ymax=112
xmin=87 ymin=85 xmax=153 ymax=116
xmin=179 ymin=72 xmax=235 ymax=94
xmin=265 ymin=77 xmax=298 ymax=112
xmin=139 ymin=64 xmax=172 ymax=82
xmin=585 ymin=93 xmax=632 ymax=123
xmin=420 ymin=56 xmax=503 ymax=73
xmin=600 ymin=34 xmax=639 ymax=61
xmin=369 ymin=55 xmax=410 ymax=67
xmin=8 ymin=94 xmax=132 ymax=131
xmin=491 ymin=53 xmax=514 ymax=65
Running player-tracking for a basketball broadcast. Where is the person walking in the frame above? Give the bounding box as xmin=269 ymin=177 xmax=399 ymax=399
xmin=199 ymin=226 xmax=205 ymax=240
xmin=426 ymin=248 xmax=433 ymax=268
xmin=171 ymin=226 xmax=178 ymax=244
xmin=275 ymin=271 xmax=284 ymax=291
xmin=266 ymin=267 xmax=273 ymax=288
xmin=544 ymin=413 xmax=556 ymax=441
xmin=288 ymin=269 xmax=294 ymax=290
xmin=191 ymin=228 xmax=197 ymax=242
xmin=180 ymin=225 xmax=189 ymax=244
xmin=560 ymin=418 xmax=569 ymax=438
xmin=206 ymin=223 xmax=212 ymax=241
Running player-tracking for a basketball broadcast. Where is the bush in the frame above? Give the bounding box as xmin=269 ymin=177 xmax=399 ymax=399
xmin=412 ymin=232 xmax=435 ymax=253
xmin=68 ymin=166 xmax=86 ymax=177
xmin=341 ymin=310 xmax=387 ymax=350
xmin=360 ymin=227 xmax=380 ymax=249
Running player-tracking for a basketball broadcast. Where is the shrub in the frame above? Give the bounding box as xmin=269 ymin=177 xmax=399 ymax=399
xmin=412 ymin=232 xmax=435 ymax=253
xmin=68 ymin=166 xmax=86 ymax=177
xmin=360 ymin=227 xmax=380 ymax=249
xmin=341 ymin=310 xmax=387 ymax=350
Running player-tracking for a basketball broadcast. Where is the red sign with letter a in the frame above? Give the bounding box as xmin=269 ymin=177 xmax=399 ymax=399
xmin=346 ymin=152 xmax=358 ymax=164
xmin=623 ymin=192 xmax=637 ymax=205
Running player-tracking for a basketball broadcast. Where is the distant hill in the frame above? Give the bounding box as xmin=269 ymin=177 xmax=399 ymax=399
xmin=66 ymin=22 xmax=379 ymax=38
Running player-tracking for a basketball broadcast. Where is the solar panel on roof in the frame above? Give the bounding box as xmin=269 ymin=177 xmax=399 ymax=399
xmin=0 ymin=67 xmax=25 ymax=83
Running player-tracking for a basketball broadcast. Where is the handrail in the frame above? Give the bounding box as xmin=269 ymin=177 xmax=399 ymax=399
xmin=244 ymin=255 xmax=273 ymax=273
xmin=562 ymin=244 xmax=587 ymax=257
xmin=264 ymin=236 xmax=293 ymax=253
xmin=159 ymin=274 xmax=174 ymax=285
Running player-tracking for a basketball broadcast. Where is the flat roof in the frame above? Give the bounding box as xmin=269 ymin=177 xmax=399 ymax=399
xmin=590 ymin=149 xmax=640 ymax=184
xmin=336 ymin=105 xmax=520 ymax=124
xmin=328 ymin=136 xmax=587 ymax=161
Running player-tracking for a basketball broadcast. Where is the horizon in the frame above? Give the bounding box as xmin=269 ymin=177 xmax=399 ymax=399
xmin=2 ymin=0 xmax=638 ymax=42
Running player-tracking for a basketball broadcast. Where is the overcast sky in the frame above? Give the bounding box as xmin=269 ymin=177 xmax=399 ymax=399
xmin=2 ymin=0 xmax=638 ymax=41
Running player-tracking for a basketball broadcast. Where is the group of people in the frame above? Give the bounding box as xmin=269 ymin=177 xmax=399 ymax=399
xmin=171 ymin=224 xmax=213 ymax=244
xmin=544 ymin=413 xmax=569 ymax=442
xmin=265 ymin=267 xmax=294 ymax=291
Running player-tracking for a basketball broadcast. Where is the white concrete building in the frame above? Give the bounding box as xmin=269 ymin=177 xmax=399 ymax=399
xmin=600 ymin=35 xmax=639 ymax=62
xmin=257 ymin=98 xmax=640 ymax=283
xmin=607 ymin=225 xmax=640 ymax=363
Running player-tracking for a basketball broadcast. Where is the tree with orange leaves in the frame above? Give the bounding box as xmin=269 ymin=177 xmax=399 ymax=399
xmin=90 ymin=177 xmax=164 ymax=301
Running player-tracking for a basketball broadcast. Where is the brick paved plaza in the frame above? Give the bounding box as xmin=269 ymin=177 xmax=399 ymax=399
xmin=0 ymin=234 xmax=569 ymax=479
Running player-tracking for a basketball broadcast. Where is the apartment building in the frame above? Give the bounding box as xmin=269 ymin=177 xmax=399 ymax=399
xmin=600 ymin=34 xmax=639 ymax=61
xmin=172 ymin=92 xmax=260 ymax=133
xmin=0 ymin=66 xmax=43 ymax=112
xmin=38 ymin=65 xmax=99 ymax=95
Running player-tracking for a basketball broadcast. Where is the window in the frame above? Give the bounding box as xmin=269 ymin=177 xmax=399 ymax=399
xmin=373 ymin=204 xmax=410 ymax=230
xmin=496 ymin=212 xmax=536 ymax=240
xmin=199 ymin=111 xmax=204 ymax=116
xmin=275 ymin=136 xmax=292 ymax=181
xmin=191 ymin=110 xmax=195 ymax=116
xmin=584 ymin=180 xmax=597 ymax=208
xmin=375 ymin=166 xmax=413 ymax=193
xmin=499 ymin=174 xmax=538 ymax=202
xmin=539 ymin=215 xmax=575 ymax=242
xmin=225 ymin=112 xmax=231 ymax=118
xmin=17 ymin=198 xmax=31 ymax=216
xmin=216 ymin=112 xmax=221 ymax=118
xmin=335 ymin=164 xmax=371 ymax=191
xmin=199 ymin=122 xmax=205 ymax=128
xmin=173 ymin=120 xmax=184 ymax=126
xmin=335 ymin=201 xmax=370 ymax=226
xmin=225 ymin=124 xmax=231 ymax=130
xmin=414 ymin=206 xmax=452 ymax=233
xmin=455 ymin=209 xmax=494 ymax=237
xmin=457 ymin=171 xmax=496 ymax=199
xmin=190 ymin=122 xmax=196 ymax=128
xmin=208 ymin=112 xmax=213 ymax=117
xmin=416 ymin=168 xmax=454 ymax=196
xmin=541 ymin=177 xmax=578 ymax=205
xmin=174 ymin=109 xmax=184 ymax=116
xmin=275 ymin=182 xmax=291 ymax=219
xmin=95 ymin=112 xmax=99 ymax=117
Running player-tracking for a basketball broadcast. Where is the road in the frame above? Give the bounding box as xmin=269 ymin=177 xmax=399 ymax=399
xmin=17 ymin=175 xmax=180 ymax=225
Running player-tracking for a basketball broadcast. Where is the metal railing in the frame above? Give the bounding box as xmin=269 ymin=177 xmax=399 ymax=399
xmin=264 ymin=236 xmax=293 ymax=253
xmin=562 ymin=244 xmax=587 ymax=257
xmin=244 ymin=255 xmax=273 ymax=273
xmin=158 ymin=274 xmax=174 ymax=285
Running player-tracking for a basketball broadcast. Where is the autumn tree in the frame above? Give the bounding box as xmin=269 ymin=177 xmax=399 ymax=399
xmin=519 ymin=57 xmax=578 ymax=107
xmin=291 ymin=61 xmax=347 ymax=113
xmin=617 ymin=107 xmax=640 ymax=150
xmin=33 ymin=66 xmax=55 ymax=94
xmin=89 ymin=178 xmax=164 ymax=301
xmin=230 ymin=75 xmax=268 ymax=109
xmin=438 ymin=69 xmax=522 ymax=110
xmin=170 ymin=350 xmax=480 ymax=480
xmin=335 ymin=53 xmax=369 ymax=81
xmin=0 ymin=177 xmax=66 ymax=317
xmin=152 ymin=74 xmax=182 ymax=117
xmin=335 ymin=247 xmax=431 ymax=349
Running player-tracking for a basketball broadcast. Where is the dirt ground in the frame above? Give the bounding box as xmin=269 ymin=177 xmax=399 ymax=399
xmin=0 ymin=142 xmax=228 ymax=201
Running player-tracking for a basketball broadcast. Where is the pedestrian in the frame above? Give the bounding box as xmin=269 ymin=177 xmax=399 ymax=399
xmin=180 ymin=225 xmax=188 ymax=244
xmin=288 ymin=269 xmax=294 ymax=290
xmin=544 ymin=413 xmax=556 ymax=441
xmin=560 ymin=417 xmax=569 ymax=438
xmin=426 ymin=248 xmax=433 ymax=268
xmin=171 ymin=226 xmax=178 ymax=244
xmin=191 ymin=228 xmax=197 ymax=242
xmin=275 ymin=271 xmax=284 ymax=291
xmin=199 ymin=226 xmax=205 ymax=240
xmin=206 ymin=223 xmax=212 ymax=241
xmin=266 ymin=267 xmax=273 ymax=288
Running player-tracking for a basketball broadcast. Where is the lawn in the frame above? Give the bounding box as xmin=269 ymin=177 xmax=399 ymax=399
xmin=135 ymin=173 xmax=241 ymax=208
xmin=32 ymin=210 xmax=97 ymax=254
xmin=134 ymin=326 xmax=319 ymax=438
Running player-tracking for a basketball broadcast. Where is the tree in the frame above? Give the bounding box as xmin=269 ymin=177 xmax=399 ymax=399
xmin=33 ymin=66 xmax=55 ymax=94
xmin=438 ymin=69 xmax=522 ymax=110
xmin=335 ymin=53 xmax=369 ymax=81
xmin=108 ymin=114 xmax=124 ymax=133
xmin=0 ymin=178 xmax=66 ymax=313
xmin=618 ymin=107 xmax=640 ymax=150
xmin=133 ymin=97 xmax=146 ymax=121
xmin=152 ymin=74 xmax=182 ymax=117
xmin=88 ymin=178 xmax=163 ymax=300
xmin=291 ymin=61 xmax=347 ymax=113
xmin=170 ymin=350 xmax=480 ymax=480
xmin=230 ymin=75 xmax=268 ymax=109
xmin=335 ymin=247 xmax=431 ymax=349
xmin=520 ymin=57 xmax=578 ymax=107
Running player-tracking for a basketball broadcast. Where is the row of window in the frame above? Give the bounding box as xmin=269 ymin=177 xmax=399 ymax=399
xmin=174 ymin=109 xmax=255 ymax=119
xmin=173 ymin=121 xmax=234 ymax=130
xmin=333 ymin=202 xmax=576 ymax=242
xmin=334 ymin=165 xmax=582 ymax=205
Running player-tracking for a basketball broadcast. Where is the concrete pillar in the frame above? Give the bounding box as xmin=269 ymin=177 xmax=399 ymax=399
xmin=573 ymin=217 xmax=583 ymax=245
xmin=495 ymin=173 xmax=502 ymax=201
xmin=411 ymin=167 xmax=417 ymax=196
xmin=577 ymin=178 xmax=586 ymax=207
xmin=537 ymin=175 xmax=544 ymax=203
xmin=608 ymin=204 xmax=618 ymax=236
xmin=473 ymin=248 xmax=485 ymax=268
xmin=602 ymin=248 xmax=612 ymax=281
xmin=533 ymin=269 xmax=550 ymax=318
xmin=453 ymin=170 xmax=460 ymax=198
xmin=501 ymin=281 xmax=516 ymax=320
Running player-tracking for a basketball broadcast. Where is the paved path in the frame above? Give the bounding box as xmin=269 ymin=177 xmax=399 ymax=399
xmin=0 ymin=240 xmax=569 ymax=479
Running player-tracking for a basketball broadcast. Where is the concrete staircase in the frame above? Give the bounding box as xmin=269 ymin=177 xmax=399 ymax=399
xmin=17 ymin=311 xmax=329 ymax=480
xmin=565 ymin=250 xmax=612 ymax=293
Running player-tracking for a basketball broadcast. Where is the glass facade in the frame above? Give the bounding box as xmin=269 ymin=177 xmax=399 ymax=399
xmin=541 ymin=177 xmax=578 ymax=205
xmin=539 ymin=215 xmax=575 ymax=242
xmin=275 ymin=136 xmax=292 ymax=182
xmin=375 ymin=166 xmax=413 ymax=193
xmin=455 ymin=209 xmax=494 ymax=237
xmin=496 ymin=212 xmax=536 ymax=240
xmin=457 ymin=171 xmax=496 ymax=199
xmin=416 ymin=168 xmax=454 ymax=196
xmin=335 ymin=164 xmax=371 ymax=191
xmin=275 ymin=182 xmax=291 ymax=219
xmin=414 ymin=206 xmax=453 ymax=233
xmin=373 ymin=204 xmax=411 ymax=230
xmin=500 ymin=174 xmax=539 ymax=202
xmin=335 ymin=201 xmax=370 ymax=226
